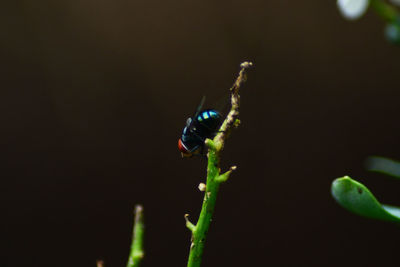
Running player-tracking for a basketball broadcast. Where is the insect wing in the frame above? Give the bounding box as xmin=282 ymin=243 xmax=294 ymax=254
xmin=213 ymin=92 xmax=230 ymax=119
xmin=187 ymin=96 xmax=206 ymax=131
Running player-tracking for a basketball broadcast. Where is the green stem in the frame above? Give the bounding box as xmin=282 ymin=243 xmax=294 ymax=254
xmin=187 ymin=144 xmax=221 ymax=267
xmin=127 ymin=205 xmax=145 ymax=267
xmin=186 ymin=62 xmax=253 ymax=267
xmin=370 ymin=0 xmax=398 ymax=22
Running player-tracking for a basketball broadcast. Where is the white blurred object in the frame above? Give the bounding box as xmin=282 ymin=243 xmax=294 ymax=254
xmin=366 ymin=156 xmax=400 ymax=178
xmin=337 ymin=0 xmax=369 ymax=20
xmin=390 ymin=0 xmax=400 ymax=6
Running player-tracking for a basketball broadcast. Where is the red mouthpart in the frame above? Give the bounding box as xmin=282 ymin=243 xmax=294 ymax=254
xmin=178 ymin=139 xmax=188 ymax=153
xmin=178 ymin=139 xmax=192 ymax=157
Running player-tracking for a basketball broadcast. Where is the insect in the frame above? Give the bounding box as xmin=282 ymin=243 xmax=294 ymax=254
xmin=178 ymin=97 xmax=223 ymax=157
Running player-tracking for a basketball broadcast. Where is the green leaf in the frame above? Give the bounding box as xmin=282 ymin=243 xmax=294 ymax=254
xmin=331 ymin=176 xmax=400 ymax=223
xmin=365 ymin=156 xmax=400 ymax=179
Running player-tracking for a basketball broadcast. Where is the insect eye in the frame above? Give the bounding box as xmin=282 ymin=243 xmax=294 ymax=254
xmin=178 ymin=139 xmax=188 ymax=153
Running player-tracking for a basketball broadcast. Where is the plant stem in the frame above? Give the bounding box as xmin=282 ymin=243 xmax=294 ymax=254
xmin=186 ymin=62 xmax=253 ymax=267
xmin=370 ymin=0 xmax=398 ymax=22
xmin=126 ymin=205 xmax=145 ymax=267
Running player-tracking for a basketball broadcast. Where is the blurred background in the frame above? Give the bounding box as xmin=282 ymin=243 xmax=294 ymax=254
xmin=2 ymin=0 xmax=400 ymax=266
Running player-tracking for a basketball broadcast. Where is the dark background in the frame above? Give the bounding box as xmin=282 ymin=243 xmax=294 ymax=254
xmin=2 ymin=1 xmax=400 ymax=266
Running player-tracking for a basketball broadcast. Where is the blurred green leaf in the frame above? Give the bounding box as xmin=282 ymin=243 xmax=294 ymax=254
xmin=331 ymin=176 xmax=400 ymax=222
xmin=371 ymin=0 xmax=399 ymax=22
xmin=366 ymin=156 xmax=400 ymax=178
xmin=385 ymin=22 xmax=400 ymax=45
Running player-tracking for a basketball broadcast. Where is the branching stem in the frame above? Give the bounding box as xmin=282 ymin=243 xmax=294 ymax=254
xmin=186 ymin=62 xmax=253 ymax=267
xmin=126 ymin=205 xmax=145 ymax=267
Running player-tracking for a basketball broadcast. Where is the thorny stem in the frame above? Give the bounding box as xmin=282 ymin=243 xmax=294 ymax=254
xmin=126 ymin=205 xmax=145 ymax=267
xmin=186 ymin=62 xmax=253 ymax=267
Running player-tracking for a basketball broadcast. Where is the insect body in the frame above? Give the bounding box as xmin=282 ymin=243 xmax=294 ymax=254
xmin=178 ymin=102 xmax=223 ymax=157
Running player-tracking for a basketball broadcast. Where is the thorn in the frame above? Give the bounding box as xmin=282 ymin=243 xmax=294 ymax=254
xmin=198 ymin=183 xmax=206 ymax=192
xmin=234 ymin=119 xmax=241 ymax=128
xmin=215 ymin=166 xmax=237 ymax=183
xmin=184 ymin=214 xmax=196 ymax=232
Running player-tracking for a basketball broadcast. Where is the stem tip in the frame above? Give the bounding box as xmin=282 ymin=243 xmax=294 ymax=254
xmin=240 ymin=62 xmax=254 ymax=69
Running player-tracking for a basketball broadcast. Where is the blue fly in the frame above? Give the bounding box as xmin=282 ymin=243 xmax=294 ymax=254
xmin=178 ymin=97 xmax=223 ymax=157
